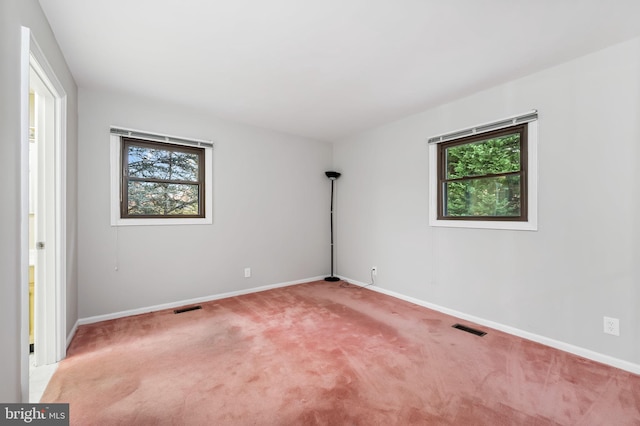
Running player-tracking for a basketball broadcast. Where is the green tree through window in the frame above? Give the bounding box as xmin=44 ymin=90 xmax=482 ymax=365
xmin=438 ymin=124 xmax=527 ymax=220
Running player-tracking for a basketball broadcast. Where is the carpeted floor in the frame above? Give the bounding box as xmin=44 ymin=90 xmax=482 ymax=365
xmin=42 ymin=281 xmax=640 ymax=425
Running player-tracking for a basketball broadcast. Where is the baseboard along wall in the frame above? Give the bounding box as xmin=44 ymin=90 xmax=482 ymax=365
xmin=67 ymin=275 xmax=640 ymax=376
xmin=340 ymin=276 xmax=640 ymax=376
xmin=76 ymin=276 xmax=326 ymax=327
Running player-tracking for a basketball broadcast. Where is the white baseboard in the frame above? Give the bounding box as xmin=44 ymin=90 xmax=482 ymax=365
xmin=73 ymin=274 xmax=640 ymax=375
xmin=77 ymin=276 xmax=325 ymax=326
xmin=340 ymin=276 xmax=640 ymax=375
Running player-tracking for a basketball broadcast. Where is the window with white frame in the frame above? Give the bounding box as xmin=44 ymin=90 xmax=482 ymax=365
xmin=428 ymin=111 xmax=538 ymax=231
xmin=110 ymin=127 xmax=213 ymax=226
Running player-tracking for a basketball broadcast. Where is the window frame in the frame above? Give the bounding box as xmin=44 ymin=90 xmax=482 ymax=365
xmin=110 ymin=131 xmax=213 ymax=226
xmin=428 ymin=117 xmax=538 ymax=231
xmin=120 ymin=137 xmax=206 ymax=219
xmin=437 ymin=124 xmax=528 ymax=222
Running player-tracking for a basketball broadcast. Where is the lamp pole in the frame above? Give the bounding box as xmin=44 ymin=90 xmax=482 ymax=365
xmin=324 ymin=171 xmax=341 ymax=282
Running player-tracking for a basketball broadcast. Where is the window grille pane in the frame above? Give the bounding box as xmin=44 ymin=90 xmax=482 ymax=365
xmin=444 ymin=175 xmax=521 ymax=217
xmin=127 ymin=145 xmax=200 ymax=182
xmin=445 ymin=133 xmax=521 ymax=179
xmin=127 ymin=182 xmax=200 ymax=216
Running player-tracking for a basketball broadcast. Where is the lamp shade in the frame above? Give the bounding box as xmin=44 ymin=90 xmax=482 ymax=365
xmin=325 ymin=171 xmax=341 ymax=180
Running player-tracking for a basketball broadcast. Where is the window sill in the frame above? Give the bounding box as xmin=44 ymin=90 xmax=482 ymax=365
xmin=111 ymin=217 xmax=212 ymax=227
xmin=429 ymin=218 xmax=537 ymax=231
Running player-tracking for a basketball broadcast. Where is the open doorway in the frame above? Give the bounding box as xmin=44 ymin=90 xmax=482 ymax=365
xmin=21 ymin=28 xmax=68 ymax=402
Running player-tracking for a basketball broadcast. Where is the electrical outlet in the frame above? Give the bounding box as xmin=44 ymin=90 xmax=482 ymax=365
xmin=603 ymin=316 xmax=619 ymax=336
xmin=371 ymin=266 xmax=377 ymax=276
xmin=244 ymin=267 xmax=251 ymax=278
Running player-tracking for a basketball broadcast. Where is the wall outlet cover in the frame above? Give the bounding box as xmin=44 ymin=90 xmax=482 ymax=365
xmin=603 ymin=316 xmax=620 ymax=336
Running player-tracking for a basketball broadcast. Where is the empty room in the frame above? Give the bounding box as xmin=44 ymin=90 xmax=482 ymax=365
xmin=2 ymin=0 xmax=640 ymax=424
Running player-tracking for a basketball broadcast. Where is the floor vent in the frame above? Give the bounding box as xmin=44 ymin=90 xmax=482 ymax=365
xmin=174 ymin=305 xmax=202 ymax=314
xmin=452 ymin=323 xmax=487 ymax=336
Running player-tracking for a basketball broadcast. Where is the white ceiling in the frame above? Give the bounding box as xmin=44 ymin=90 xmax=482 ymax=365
xmin=39 ymin=0 xmax=640 ymax=142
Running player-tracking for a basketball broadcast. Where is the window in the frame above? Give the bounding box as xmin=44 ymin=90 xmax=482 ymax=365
xmin=438 ymin=125 xmax=527 ymax=220
xmin=121 ymin=138 xmax=205 ymax=218
xmin=428 ymin=112 xmax=538 ymax=230
xmin=110 ymin=128 xmax=213 ymax=226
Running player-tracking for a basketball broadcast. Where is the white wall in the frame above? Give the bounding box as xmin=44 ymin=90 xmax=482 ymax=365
xmin=78 ymin=89 xmax=333 ymax=318
xmin=0 ymin=0 xmax=78 ymax=402
xmin=334 ymin=37 xmax=640 ymax=366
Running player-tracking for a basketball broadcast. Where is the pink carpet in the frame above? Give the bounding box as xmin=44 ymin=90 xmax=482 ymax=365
xmin=42 ymin=281 xmax=640 ymax=425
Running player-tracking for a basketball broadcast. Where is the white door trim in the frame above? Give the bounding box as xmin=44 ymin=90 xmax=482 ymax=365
xmin=20 ymin=26 xmax=67 ymax=401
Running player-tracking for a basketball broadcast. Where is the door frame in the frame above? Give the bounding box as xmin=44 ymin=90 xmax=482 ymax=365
xmin=20 ymin=27 xmax=67 ymax=401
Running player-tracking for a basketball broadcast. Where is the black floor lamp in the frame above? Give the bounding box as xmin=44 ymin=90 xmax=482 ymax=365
xmin=325 ymin=171 xmax=341 ymax=282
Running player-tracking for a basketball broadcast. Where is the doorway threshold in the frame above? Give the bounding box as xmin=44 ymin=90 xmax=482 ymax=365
xmin=29 ymin=353 xmax=58 ymax=402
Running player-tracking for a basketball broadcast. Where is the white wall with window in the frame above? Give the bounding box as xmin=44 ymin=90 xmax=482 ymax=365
xmin=333 ymin=36 xmax=640 ymax=368
xmin=79 ymin=88 xmax=333 ymax=318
